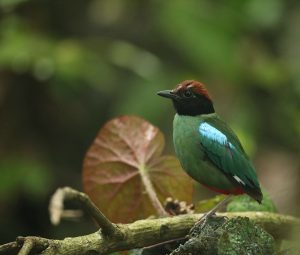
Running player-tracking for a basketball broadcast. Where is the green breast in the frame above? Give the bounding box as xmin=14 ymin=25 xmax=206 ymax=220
xmin=173 ymin=114 xmax=235 ymax=190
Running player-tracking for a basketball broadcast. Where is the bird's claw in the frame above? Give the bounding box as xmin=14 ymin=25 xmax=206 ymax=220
xmin=189 ymin=212 xmax=217 ymax=234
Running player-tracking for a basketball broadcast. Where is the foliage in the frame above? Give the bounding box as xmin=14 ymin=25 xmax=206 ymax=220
xmin=82 ymin=116 xmax=192 ymax=223
xmin=195 ymin=195 xmax=226 ymax=213
xmin=227 ymin=190 xmax=277 ymax=213
xmin=0 ymin=158 xmax=52 ymax=199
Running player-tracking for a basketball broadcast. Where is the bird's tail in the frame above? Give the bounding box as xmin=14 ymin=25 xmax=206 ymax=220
xmin=245 ymin=187 xmax=263 ymax=204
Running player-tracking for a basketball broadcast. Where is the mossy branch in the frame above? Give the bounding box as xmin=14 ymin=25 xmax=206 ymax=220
xmin=49 ymin=187 xmax=123 ymax=238
xmin=0 ymin=187 xmax=299 ymax=255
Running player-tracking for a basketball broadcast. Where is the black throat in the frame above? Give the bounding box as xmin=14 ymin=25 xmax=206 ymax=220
xmin=172 ymin=95 xmax=215 ymax=116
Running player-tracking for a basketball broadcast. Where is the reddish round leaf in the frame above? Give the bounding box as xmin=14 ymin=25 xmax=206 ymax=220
xmin=82 ymin=116 xmax=193 ymax=223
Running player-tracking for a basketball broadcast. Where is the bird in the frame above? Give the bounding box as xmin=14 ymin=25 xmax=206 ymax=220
xmin=157 ymin=80 xmax=263 ymax=222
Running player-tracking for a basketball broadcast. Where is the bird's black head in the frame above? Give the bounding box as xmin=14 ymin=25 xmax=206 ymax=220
xmin=157 ymin=80 xmax=215 ymax=116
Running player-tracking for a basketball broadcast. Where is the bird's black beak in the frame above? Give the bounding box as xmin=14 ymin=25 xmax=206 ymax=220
xmin=157 ymin=90 xmax=179 ymax=100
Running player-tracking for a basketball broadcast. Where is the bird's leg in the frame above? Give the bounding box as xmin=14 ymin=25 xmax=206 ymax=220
xmin=190 ymin=195 xmax=233 ymax=233
xmin=201 ymin=194 xmax=233 ymax=221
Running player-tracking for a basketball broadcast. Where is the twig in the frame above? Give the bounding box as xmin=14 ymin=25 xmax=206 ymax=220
xmin=17 ymin=239 xmax=34 ymax=255
xmin=49 ymin=187 xmax=124 ymax=239
xmin=0 ymin=237 xmax=50 ymax=255
xmin=0 ymin=241 xmax=18 ymax=254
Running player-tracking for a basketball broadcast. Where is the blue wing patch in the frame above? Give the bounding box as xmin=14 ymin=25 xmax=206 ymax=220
xmin=199 ymin=122 xmax=238 ymax=161
xmin=199 ymin=122 xmax=235 ymax=150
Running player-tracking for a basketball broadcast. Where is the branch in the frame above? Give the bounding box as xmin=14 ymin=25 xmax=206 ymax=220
xmin=1 ymin=212 xmax=299 ymax=255
xmin=18 ymin=239 xmax=34 ymax=255
xmin=1 ymin=187 xmax=299 ymax=255
xmin=0 ymin=242 xmax=18 ymax=255
xmin=49 ymin=187 xmax=123 ymax=238
xmin=0 ymin=237 xmax=49 ymax=255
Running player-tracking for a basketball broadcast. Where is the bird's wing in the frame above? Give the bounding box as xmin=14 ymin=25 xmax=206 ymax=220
xmin=199 ymin=117 xmax=262 ymax=202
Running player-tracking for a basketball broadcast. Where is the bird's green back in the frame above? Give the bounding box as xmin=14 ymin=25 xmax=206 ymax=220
xmin=173 ymin=113 xmax=262 ymax=202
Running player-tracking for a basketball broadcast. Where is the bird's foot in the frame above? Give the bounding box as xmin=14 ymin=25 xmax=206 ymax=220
xmin=189 ymin=195 xmax=233 ymax=236
xmin=189 ymin=212 xmax=217 ymax=235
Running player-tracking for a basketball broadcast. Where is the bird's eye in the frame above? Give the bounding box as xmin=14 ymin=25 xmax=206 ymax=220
xmin=183 ymin=90 xmax=192 ymax=98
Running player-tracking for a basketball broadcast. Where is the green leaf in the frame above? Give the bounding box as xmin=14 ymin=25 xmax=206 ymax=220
xmin=194 ymin=195 xmax=226 ymax=213
xmin=82 ymin=116 xmax=193 ymax=223
xmin=226 ymin=189 xmax=277 ymax=213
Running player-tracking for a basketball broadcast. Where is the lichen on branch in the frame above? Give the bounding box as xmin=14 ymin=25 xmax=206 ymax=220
xmin=1 ymin=187 xmax=299 ymax=255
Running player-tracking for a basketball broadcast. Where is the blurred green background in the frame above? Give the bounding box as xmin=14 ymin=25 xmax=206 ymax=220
xmin=0 ymin=0 xmax=299 ymax=244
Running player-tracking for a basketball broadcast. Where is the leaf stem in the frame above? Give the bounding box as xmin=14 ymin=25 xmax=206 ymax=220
xmin=139 ymin=165 xmax=168 ymax=217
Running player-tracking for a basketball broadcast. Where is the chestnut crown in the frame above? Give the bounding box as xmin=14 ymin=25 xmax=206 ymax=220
xmin=157 ymin=80 xmax=215 ymax=116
